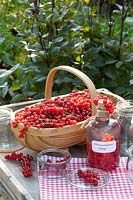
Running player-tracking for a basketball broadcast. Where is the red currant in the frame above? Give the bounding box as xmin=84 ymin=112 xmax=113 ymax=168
xmin=77 ymin=169 xmax=100 ymax=186
xmin=4 ymin=152 xmax=34 ymax=177
xmin=12 ymin=89 xmax=115 ymax=138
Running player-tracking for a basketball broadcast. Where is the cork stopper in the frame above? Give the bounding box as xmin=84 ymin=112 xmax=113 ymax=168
xmin=96 ymin=100 xmax=109 ymax=118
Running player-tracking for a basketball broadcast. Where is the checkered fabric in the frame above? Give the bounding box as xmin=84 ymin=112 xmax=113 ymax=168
xmin=37 ymin=157 xmax=133 ymax=200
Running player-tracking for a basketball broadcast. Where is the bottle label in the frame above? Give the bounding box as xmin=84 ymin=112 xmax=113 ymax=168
xmin=92 ymin=140 xmax=116 ymax=153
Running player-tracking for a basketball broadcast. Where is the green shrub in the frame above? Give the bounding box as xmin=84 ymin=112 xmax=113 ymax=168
xmin=0 ymin=0 xmax=133 ymax=104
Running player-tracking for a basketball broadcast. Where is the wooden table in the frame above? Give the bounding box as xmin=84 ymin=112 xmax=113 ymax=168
xmin=0 ymin=99 xmax=86 ymax=200
xmin=0 ymin=149 xmax=39 ymax=200
xmin=0 ymin=100 xmax=42 ymax=200
xmin=0 ymin=146 xmax=86 ymax=200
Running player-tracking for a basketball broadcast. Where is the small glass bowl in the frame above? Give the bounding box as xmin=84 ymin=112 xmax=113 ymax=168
xmin=67 ymin=167 xmax=110 ymax=190
xmin=37 ymin=148 xmax=71 ymax=179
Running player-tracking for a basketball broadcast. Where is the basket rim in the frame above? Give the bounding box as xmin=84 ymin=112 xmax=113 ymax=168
xmin=10 ymin=88 xmax=124 ymax=137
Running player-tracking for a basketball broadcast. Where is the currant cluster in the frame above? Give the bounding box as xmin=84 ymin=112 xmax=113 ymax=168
xmin=102 ymin=133 xmax=114 ymax=142
xmin=94 ymin=95 xmax=115 ymax=114
xmin=12 ymin=89 xmax=115 ymax=138
xmin=77 ymin=169 xmax=100 ymax=186
xmin=45 ymin=154 xmax=71 ymax=171
xmin=4 ymin=152 xmax=33 ymax=177
xmin=87 ymin=140 xmax=120 ymax=171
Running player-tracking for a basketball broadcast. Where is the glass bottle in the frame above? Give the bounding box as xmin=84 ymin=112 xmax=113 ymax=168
xmin=116 ymin=100 xmax=133 ymax=156
xmin=126 ymin=145 xmax=133 ymax=183
xmin=0 ymin=108 xmax=13 ymax=149
xmin=86 ymin=100 xmax=121 ymax=171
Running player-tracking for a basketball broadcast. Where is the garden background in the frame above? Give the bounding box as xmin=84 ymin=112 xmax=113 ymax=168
xmin=0 ymin=0 xmax=133 ymax=105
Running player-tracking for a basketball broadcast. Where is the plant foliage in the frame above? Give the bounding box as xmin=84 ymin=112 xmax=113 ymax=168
xmin=0 ymin=0 xmax=133 ymax=104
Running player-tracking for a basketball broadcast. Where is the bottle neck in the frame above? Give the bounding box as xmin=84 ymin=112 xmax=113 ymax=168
xmin=96 ymin=117 xmax=109 ymax=127
xmin=96 ymin=109 xmax=110 ymax=126
xmin=95 ymin=100 xmax=110 ymax=125
xmin=96 ymin=110 xmax=109 ymax=118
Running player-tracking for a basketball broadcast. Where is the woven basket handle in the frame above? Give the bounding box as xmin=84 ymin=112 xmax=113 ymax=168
xmin=45 ymin=65 xmax=97 ymax=115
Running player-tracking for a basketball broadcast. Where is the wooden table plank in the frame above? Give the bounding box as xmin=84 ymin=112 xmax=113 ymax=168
xmin=0 ymin=100 xmax=86 ymax=200
xmin=0 ymin=149 xmax=40 ymax=200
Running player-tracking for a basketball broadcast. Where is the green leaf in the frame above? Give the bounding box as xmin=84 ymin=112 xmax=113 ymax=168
xmin=102 ymin=79 xmax=118 ymax=88
xmin=124 ymin=53 xmax=133 ymax=63
xmin=2 ymin=52 xmax=14 ymax=66
xmin=105 ymin=60 xmax=117 ymax=65
xmin=0 ymin=65 xmax=20 ymax=78
xmin=92 ymin=55 xmax=105 ymax=67
xmin=34 ymin=75 xmax=45 ymax=83
xmin=115 ymin=86 xmax=127 ymax=96
xmin=51 ymin=46 xmax=61 ymax=55
xmin=54 ymin=37 xmax=64 ymax=43
xmin=115 ymin=3 xmax=123 ymax=11
xmin=115 ymin=61 xmax=123 ymax=68
xmin=11 ymin=94 xmax=25 ymax=103
xmin=0 ymin=34 xmax=5 ymax=44
xmin=104 ymin=66 xmax=118 ymax=79
xmin=1 ymin=85 xmax=8 ymax=98
xmin=54 ymin=75 xmax=72 ymax=85
xmin=75 ymin=56 xmax=81 ymax=62
xmin=11 ymin=82 xmax=21 ymax=92
xmin=37 ymin=12 xmax=46 ymax=23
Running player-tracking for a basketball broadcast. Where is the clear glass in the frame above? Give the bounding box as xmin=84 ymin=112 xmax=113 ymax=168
xmin=67 ymin=167 xmax=110 ymax=190
xmin=0 ymin=107 xmax=23 ymax=152
xmin=0 ymin=108 xmax=13 ymax=149
xmin=116 ymin=100 xmax=133 ymax=156
xmin=37 ymin=148 xmax=71 ymax=179
xmin=126 ymin=145 xmax=133 ymax=183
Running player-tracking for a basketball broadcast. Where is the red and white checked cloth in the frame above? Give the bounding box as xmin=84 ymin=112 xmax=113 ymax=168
xmin=37 ymin=157 xmax=133 ymax=200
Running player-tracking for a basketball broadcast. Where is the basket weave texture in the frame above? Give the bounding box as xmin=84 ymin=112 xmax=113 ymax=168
xmin=11 ymin=66 xmax=124 ymax=151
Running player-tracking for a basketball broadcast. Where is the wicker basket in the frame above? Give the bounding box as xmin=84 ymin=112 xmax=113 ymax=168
xmin=11 ymin=65 xmax=124 ymax=151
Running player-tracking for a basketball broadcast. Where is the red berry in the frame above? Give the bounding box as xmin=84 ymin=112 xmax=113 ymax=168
xmin=12 ymin=89 xmax=115 ymax=138
xmin=77 ymin=169 xmax=99 ymax=186
xmin=4 ymin=152 xmax=34 ymax=177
